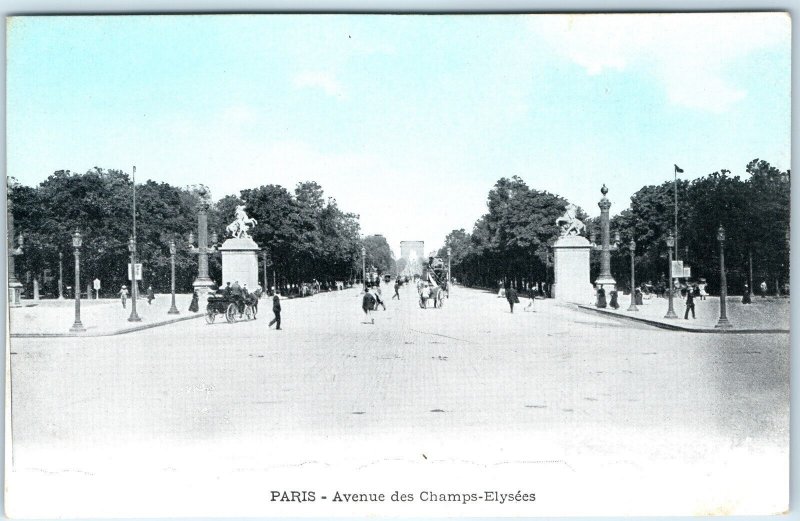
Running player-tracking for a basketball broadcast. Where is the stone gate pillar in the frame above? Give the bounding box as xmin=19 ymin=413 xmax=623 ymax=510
xmin=552 ymin=234 xmax=594 ymax=304
xmin=219 ymin=237 xmax=260 ymax=291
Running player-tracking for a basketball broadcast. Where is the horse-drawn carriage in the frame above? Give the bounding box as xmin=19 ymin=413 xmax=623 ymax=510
xmin=417 ymin=256 xmax=448 ymax=309
xmin=418 ymin=285 xmax=445 ymax=308
xmin=205 ymin=292 xmax=258 ymax=324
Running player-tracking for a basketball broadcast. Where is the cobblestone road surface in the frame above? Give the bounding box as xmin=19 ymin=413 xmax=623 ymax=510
xmin=8 ymin=284 xmax=789 ymax=516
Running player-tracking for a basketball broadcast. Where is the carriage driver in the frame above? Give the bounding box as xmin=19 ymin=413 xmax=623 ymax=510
xmin=230 ymin=280 xmax=245 ymax=311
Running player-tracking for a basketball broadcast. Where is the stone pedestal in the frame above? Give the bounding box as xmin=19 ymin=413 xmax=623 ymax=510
xmin=593 ymin=275 xmax=617 ymax=293
xmin=8 ymin=281 xmax=22 ymax=307
xmin=552 ymin=235 xmax=594 ymax=304
xmin=219 ymin=237 xmax=260 ymax=291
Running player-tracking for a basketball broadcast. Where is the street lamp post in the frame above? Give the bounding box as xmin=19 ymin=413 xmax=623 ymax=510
xmin=664 ymin=233 xmax=678 ymax=318
xmin=627 ymin=240 xmax=638 ymax=312
xmin=168 ymin=239 xmax=179 ymax=314
xmin=128 ymin=238 xmax=142 ymax=322
xmin=58 ymin=251 xmax=64 ymax=300
xmin=70 ymin=230 xmax=86 ymax=332
xmin=447 ymin=246 xmax=452 ymax=298
xmin=262 ymin=250 xmax=268 ymax=296
xmin=715 ymin=225 xmax=732 ymax=329
xmin=361 ymin=246 xmax=367 ymax=292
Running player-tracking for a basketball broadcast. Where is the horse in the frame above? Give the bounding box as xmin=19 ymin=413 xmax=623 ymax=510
xmin=556 ymin=204 xmax=586 ymax=236
xmin=241 ymin=288 xmax=262 ymax=318
xmin=227 ymin=205 xmax=258 ymax=239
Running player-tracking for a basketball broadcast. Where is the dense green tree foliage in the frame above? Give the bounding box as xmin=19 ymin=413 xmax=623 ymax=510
xmin=438 ymin=176 xmax=584 ymax=288
xmin=440 ymin=160 xmax=789 ymax=294
xmin=9 ymin=171 xmax=365 ymax=296
xmin=363 ymin=234 xmax=396 ymax=275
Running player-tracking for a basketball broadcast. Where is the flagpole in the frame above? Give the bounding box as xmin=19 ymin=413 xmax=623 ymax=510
xmin=132 ymin=165 xmax=139 ymax=304
xmin=674 ymin=164 xmax=678 ymax=261
xmin=133 ymin=166 xmax=136 ymax=244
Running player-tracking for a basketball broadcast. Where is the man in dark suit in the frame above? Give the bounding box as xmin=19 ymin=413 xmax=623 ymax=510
xmin=268 ymin=295 xmax=281 ymax=329
xmin=684 ymin=287 xmax=696 ymax=319
xmin=505 ymin=285 xmax=518 ymax=313
xmin=362 ymin=288 xmax=376 ymax=324
xmin=230 ymin=281 xmax=244 ymax=311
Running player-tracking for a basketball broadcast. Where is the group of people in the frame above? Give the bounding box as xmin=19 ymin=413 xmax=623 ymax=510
xmin=595 ymin=282 xmax=702 ymax=320
xmin=117 ymin=284 xmax=157 ymax=308
xmin=361 ymin=282 xmax=388 ymax=324
xmin=500 ymin=284 xmax=538 ymax=313
xmin=595 ymin=287 xmax=624 ymax=309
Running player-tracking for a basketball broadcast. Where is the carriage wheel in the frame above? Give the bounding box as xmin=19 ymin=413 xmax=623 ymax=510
xmin=226 ymin=303 xmax=237 ymax=323
xmin=205 ymin=310 xmax=216 ymax=324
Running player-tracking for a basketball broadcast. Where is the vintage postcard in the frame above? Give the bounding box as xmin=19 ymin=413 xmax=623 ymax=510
xmin=4 ymin=13 xmax=791 ymax=517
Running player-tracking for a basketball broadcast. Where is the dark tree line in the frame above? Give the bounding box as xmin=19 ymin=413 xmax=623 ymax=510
xmin=8 ymin=170 xmax=367 ymax=297
xmin=439 ymin=160 xmax=790 ymax=295
xmin=437 ymin=175 xmax=587 ymax=289
xmin=610 ymin=159 xmax=790 ymax=294
xmin=211 ymin=181 xmax=365 ymax=289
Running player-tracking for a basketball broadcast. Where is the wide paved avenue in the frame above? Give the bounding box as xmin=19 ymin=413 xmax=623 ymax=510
xmin=9 ymin=284 xmax=789 ymax=516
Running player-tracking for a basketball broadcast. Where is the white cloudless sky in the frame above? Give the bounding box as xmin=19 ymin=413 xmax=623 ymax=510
xmin=6 ymin=13 xmax=791 ymax=255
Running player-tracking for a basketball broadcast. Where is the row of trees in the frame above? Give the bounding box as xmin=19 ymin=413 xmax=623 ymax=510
xmin=438 ymin=159 xmax=790 ymax=295
xmin=8 ymin=169 xmax=391 ymax=296
xmin=436 ymin=175 xmax=584 ymax=289
xmin=608 ymin=159 xmax=789 ymax=293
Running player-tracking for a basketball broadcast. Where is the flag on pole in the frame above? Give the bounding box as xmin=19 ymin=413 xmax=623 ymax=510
xmin=674 ymin=164 xmax=684 ymax=173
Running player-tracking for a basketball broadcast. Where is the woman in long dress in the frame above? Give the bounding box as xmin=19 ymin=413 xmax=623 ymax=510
xmin=188 ymin=290 xmax=199 ymax=312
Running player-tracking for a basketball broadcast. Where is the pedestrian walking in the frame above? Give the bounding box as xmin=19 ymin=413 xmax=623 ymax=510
xmin=524 ymin=286 xmax=536 ymax=312
xmin=684 ymin=287 xmax=696 ymax=319
xmin=362 ymin=288 xmax=376 ymax=324
xmin=420 ymin=284 xmax=431 ymax=308
xmin=742 ymin=283 xmax=752 ymax=304
xmin=374 ymin=286 xmax=386 ymax=310
xmin=392 ymin=279 xmax=401 ymax=300
xmin=506 ymin=285 xmax=518 ymax=313
xmin=609 ymin=290 xmax=619 ymax=309
xmin=118 ymin=285 xmax=129 ymax=308
xmin=596 ymin=287 xmax=607 ymax=308
xmin=188 ymin=289 xmax=199 ymax=312
xmin=146 ymin=285 xmax=155 ymax=305
xmin=760 ymin=280 xmax=768 ymax=298
xmin=698 ymin=279 xmax=708 ymax=300
xmin=268 ymin=295 xmax=282 ymax=330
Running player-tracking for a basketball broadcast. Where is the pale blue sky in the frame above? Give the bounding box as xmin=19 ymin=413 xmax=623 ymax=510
xmin=6 ymin=13 xmax=791 ymax=254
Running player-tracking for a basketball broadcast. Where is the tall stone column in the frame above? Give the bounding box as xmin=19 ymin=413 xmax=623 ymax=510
xmin=593 ymin=184 xmax=618 ymax=291
xmin=190 ymin=200 xmax=217 ymax=296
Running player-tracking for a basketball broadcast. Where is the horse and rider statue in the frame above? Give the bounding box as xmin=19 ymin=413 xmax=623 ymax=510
xmin=556 ymin=203 xmax=586 ymax=237
xmin=226 ymin=205 xmax=258 ymax=239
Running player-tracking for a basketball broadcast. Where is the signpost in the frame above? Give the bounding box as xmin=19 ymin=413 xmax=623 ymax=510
xmin=671 ymin=260 xmax=684 ymax=279
xmin=128 ymin=263 xmax=143 ymax=281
